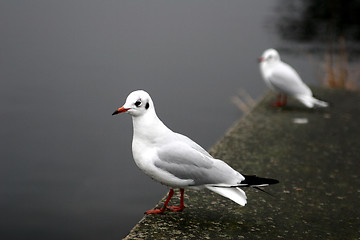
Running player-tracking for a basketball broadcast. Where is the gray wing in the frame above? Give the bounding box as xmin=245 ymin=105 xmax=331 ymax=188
xmin=154 ymin=140 xmax=242 ymax=186
xmin=269 ymin=62 xmax=312 ymax=96
xmin=173 ymin=133 xmax=213 ymax=158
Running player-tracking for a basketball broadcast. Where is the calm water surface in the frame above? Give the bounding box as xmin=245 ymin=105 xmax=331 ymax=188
xmin=1 ymin=1 xmax=321 ymax=239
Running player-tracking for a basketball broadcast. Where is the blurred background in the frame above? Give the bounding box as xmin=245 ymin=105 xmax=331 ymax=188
xmin=1 ymin=0 xmax=359 ymax=239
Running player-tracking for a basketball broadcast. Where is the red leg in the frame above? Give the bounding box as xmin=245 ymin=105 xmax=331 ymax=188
xmin=145 ymin=189 xmax=174 ymax=215
xmin=166 ymin=188 xmax=185 ymax=212
xmin=282 ymin=95 xmax=287 ymax=106
xmin=272 ymin=94 xmax=287 ymax=107
xmin=272 ymin=94 xmax=282 ymax=106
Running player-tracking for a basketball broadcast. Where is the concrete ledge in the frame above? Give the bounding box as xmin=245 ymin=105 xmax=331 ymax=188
xmin=124 ymin=88 xmax=360 ymax=239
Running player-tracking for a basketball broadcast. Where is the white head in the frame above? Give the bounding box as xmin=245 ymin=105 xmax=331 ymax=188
xmin=112 ymin=90 xmax=155 ymax=117
xmin=258 ymin=48 xmax=281 ymax=64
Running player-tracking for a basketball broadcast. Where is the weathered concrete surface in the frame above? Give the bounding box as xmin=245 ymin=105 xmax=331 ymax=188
xmin=123 ymin=88 xmax=360 ymax=240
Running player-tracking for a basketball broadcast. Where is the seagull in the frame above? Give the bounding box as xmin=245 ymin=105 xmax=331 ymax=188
xmin=259 ymin=48 xmax=328 ymax=108
xmin=112 ymin=90 xmax=279 ymax=214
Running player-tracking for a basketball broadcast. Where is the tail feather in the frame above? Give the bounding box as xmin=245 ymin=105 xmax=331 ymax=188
xmin=206 ymin=175 xmax=279 ymax=206
xmin=312 ymin=97 xmax=329 ymax=108
xmin=296 ymin=95 xmax=329 ymax=108
xmin=206 ymin=186 xmax=247 ymax=206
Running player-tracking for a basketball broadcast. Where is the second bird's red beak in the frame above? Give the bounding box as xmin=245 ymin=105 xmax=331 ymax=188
xmin=112 ymin=107 xmax=129 ymax=115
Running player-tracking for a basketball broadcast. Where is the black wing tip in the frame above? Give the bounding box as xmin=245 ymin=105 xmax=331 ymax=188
xmin=267 ymin=178 xmax=280 ymax=185
xmin=243 ymin=175 xmax=279 ymax=186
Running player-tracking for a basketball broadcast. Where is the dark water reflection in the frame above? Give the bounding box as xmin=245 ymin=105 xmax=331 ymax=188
xmin=0 ymin=1 xmax=327 ymax=239
xmin=275 ymin=0 xmax=360 ymax=43
xmin=274 ymin=0 xmax=360 ymax=58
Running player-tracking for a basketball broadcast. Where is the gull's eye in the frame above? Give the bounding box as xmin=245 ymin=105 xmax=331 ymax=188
xmin=135 ymin=100 xmax=142 ymax=107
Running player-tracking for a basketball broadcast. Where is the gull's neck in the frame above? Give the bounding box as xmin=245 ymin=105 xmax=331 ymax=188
xmin=261 ymin=60 xmax=281 ymax=75
xmin=131 ymin=110 xmax=172 ymax=144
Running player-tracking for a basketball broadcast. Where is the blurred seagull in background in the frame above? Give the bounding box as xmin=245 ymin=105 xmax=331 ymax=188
xmin=259 ymin=48 xmax=328 ymax=108
xmin=112 ymin=90 xmax=279 ymax=214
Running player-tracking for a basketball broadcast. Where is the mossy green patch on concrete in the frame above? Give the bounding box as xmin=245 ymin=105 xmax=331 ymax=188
xmin=124 ymin=88 xmax=360 ymax=239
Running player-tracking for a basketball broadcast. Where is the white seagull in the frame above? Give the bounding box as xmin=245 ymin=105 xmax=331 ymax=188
xmin=259 ymin=48 xmax=328 ymax=108
xmin=112 ymin=90 xmax=278 ymax=214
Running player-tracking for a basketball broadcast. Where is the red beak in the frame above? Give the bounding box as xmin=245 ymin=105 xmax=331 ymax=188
xmin=258 ymin=57 xmax=264 ymax=63
xmin=112 ymin=107 xmax=129 ymax=115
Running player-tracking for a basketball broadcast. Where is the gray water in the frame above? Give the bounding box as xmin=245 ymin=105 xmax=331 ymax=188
xmin=1 ymin=1 xmax=321 ymax=239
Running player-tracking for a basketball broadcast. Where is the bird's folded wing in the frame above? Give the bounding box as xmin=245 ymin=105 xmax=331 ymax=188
xmin=269 ymin=64 xmax=311 ymax=96
xmin=154 ymin=141 xmax=240 ymax=186
xmin=173 ymin=133 xmax=213 ymax=158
